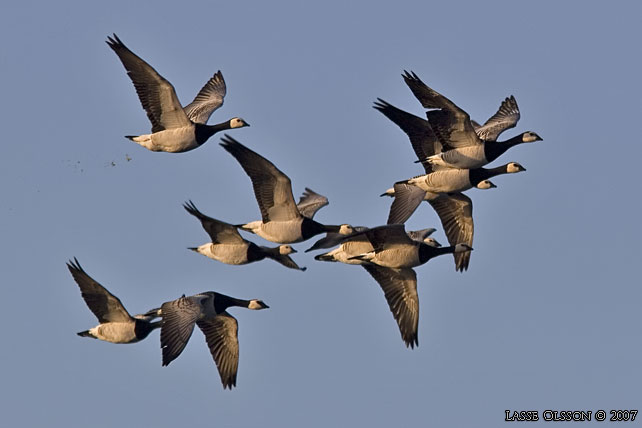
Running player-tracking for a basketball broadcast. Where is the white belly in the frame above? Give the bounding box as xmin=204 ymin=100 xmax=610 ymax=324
xmin=410 ymin=170 xmax=471 ymax=193
xmin=372 ymin=248 xmax=421 ymax=269
xmin=255 ymin=219 xmax=305 ymax=244
xmin=147 ymin=127 xmax=197 ymax=152
xmin=206 ymin=244 xmax=251 ymax=265
xmin=438 ymin=146 xmax=487 ymax=169
xmin=335 ymin=240 xmax=375 ymax=265
xmin=92 ymin=322 xmax=138 ymax=343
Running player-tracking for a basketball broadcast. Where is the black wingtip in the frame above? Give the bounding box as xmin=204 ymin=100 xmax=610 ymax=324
xmin=67 ymin=257 xmax=83 ymax=273
xmin=125 ymin=136 xmax=136 ymax=141
xmin=183 ymin=200 xmax=201 ymax=218
xmin=219 ymin=133 xmax=239 ymax=147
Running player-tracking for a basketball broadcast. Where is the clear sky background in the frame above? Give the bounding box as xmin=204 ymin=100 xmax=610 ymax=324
xmin=2 ymin=1 xmax=641 ymax=426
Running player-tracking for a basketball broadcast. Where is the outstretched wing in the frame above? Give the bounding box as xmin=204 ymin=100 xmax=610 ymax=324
xmin=475 ymin=95 xmax=520 ymax=142
xmin=183 ymin=71 xmax=227 ymax=124
xmin=160 ymin=295 xmax=205 ymax=366
xmin=373 ymin=98 xmax=440 ymax=173
xmin=386 ymin=183 xmax=428 ymax=225
xmin=296 ymin=188 xmax=329 ymax=219
xmin=270 ymin=254 xmax=307 ymax=271
xmin=183 ymin=200 xmax=245 ymax=245
xmin=67 ymin=258 xmax=131 ymax=323
xmin=220 ymin=135 xmax=300 ymax=222
xmin=402 ymin=70 xmax=480 ymax=150
xmin=428 ymin=193 xmax=474 ymax=271
xmin=406 ymin=228 xmax=437 ymax=242
xmin=364 ymin=224 xmax=414 ymax=253
xmin=197 ymin=313 xmax=239 ymax=389
xmin=106 ymin=34 xmax=190 ymax=133
xmin=362 ymin=265 xmax=419 ymax=348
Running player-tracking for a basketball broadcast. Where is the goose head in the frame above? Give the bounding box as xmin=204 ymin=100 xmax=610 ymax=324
xmin=423 ymin=237 xmax=442 ymax=247
xmin=248 ymin=299 xmax=270 ymax=310
xmin=521 ymin=131 xmax=542 ymax=143
xmin=454 ymin=243 xmax=473 ymax=253
xmin=278 ymin=245 xmax=297 ymax=255
xmin=506 ymin=162 xmax=527 ymax=173
xmin=476 ymin=180 xmax=497 ymax=189
xmin=230 ymin=117 xmax=250 ymax=129
xmin=338 ymin=224 xmax=355 ymax=235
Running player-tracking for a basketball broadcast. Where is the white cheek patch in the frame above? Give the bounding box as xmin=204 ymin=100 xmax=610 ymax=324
xmin=230 ymin=118 xmax=246 ymax=129
xmin=248 ymin=300 xmax=262 ymax=310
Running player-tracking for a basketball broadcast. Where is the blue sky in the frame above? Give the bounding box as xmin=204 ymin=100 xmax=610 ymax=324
xmin=1 ymin=1 xmax=641 ymax=426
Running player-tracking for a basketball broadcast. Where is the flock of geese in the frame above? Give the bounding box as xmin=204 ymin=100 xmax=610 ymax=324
xmin=68 ymin=34 xmax=542 ymax=390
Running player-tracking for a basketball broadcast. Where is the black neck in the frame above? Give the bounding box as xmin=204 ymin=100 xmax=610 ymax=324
xmin=246 ymin=242 xmax=268 ymax=263
xmin=134 ymin=319 xmax=161 ymax=340
xmin=194 ymin=121 xmax=231 ymax=145
xmin=484 ymin=134 xmax=524 ymax=163
xmin=468 ymin=164 xmax=508 ymax=185
xmin=301 ymin=217 xmax=331 ymax=240
xmin=214 ymin=293 xmax=251 ymax=313
xmin=418 ymin=244 xmax=457 ymax=264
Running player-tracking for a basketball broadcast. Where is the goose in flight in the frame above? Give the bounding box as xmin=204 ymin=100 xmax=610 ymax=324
xmin=373 ymin=98 xmax=502 ymax=271
xmin=321 ymin=225 xmax=469 ymax=348
xmin=106 ymin=34 xmax=249 ymax=153
xmin=314 ymin=227 xmax=441 ymax=265
xmin=348 ymin=225 xmax=472 ymax=269
xmin=402 ymin=71 xmax=541 ymax=169
xmin=356 ymin=225 xmax=470 ymax=347
xmin=67 ymin=258 xmax=161 ymax=343
xmin=387 ymin=161 xmax=524 ymax=271
xmin=184 ymin=200 xmax=306 ymax=271
xmin=159 ymin=291 xmax=268 ymax=389
xmin=220 ymin=135 xmax=343 ymax=243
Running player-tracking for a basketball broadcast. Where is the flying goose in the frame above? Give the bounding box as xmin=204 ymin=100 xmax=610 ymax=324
xmin=384 ymin=184 xmax=479 ymax=271
xmin=67 ymin=258 xmax=161 ymax=343
xmin=373 ymin=98 xmax=527 ymax=195
xmin=314 ymin=227 xmax=441 ymax=264
xmin=315 ymin=226 xmax=443 ymax=347
xmin=399 ymin=161 xmax=525 ymax=198
xmin=349 ymin=224 xmax=472 ymax=269
xmin=386 ymin=161 xmax=524 ymax=272
xmin=106 ymin=34 xmax=249 ymax=153
xmin=184 ymin=201 xmax=306 ymax=271
xmin=361 ymin=263 xmax=420 ymax=348
xmin=402 ymin=71 xmax=542 ymax=169
xmin=160 ymin=291 xmax=269 ymax=389
xmin=321 ymin=225 xmax=468 ymax=348
xmin=220 ymin=135 xmax=343 ymax=243
xmin=373 ymin=98 xmax=500 ymax=271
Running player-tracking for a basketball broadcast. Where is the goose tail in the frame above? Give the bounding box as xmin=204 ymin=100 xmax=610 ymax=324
xmin=315 ymin=253 xmax=336 ymax=262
